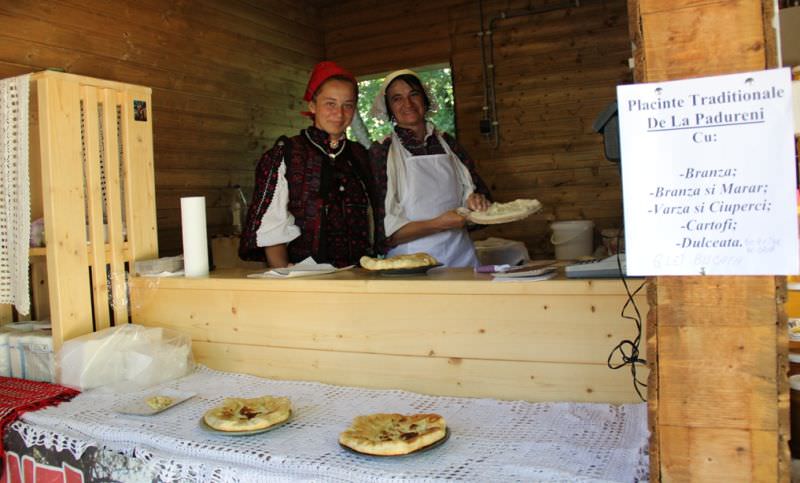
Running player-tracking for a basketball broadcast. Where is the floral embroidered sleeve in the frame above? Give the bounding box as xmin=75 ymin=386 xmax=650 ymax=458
xmin=367 ymin=137 xmax=393 ymax=255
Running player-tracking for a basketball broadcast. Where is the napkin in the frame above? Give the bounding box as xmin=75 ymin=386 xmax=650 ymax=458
xmin=248 ymin=257 xmax=351 ymax=279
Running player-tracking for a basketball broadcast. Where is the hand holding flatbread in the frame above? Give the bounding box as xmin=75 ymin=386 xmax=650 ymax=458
xmin=339 ymin=413 xmax=447 ymax=456
xmin=461 ymin=198 xmax=542 ymax=225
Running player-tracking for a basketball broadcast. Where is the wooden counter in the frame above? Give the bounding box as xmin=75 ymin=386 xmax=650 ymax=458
xmin=129 ymin=268 xmax=648 ymax=404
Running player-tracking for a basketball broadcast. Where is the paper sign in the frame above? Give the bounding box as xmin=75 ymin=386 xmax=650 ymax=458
xmin=617 ymin=68 xmax=798 ymax=275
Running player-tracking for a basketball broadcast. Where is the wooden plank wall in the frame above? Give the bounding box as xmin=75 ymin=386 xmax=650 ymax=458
xmin=323 ymin=0 xmax=632 ymax=257
xmin=130 ymin=273 xmax=649 ymax=403
xmin=631 ymin=0 xmax=789 ymax=481
xmin=0 ymin=0 xmax=322 ymax=255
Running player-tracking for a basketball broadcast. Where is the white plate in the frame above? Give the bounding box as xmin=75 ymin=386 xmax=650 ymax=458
xmin=339 ymin=427 xmax=451 ymax=457
xmin=374 ymin=264 xmax=444 ymax=276
xmin=115 ymin=389 xmax=196 ymax=416
xmin=492 ymin=267 xmax=558 ymax=279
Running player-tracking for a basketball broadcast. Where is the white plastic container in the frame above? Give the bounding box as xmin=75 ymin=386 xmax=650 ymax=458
xmin=600 ymin=228 xmax=624 ymax=255
xmin=474 ymin=237 xmax=530 ymax=266
xmin=0 ymin=322 xmax=33 ymax=377
xmin=9 ymin=328 xmax=54 ymax=382
xmin=0 ymin=323 xmax=35 ymax=377
xmin=550 ymin=220 xmax=595 ymax=260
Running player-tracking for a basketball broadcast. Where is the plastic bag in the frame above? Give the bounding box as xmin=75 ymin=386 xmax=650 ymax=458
xmin=56 ymin=324 xmax=194 ymax=391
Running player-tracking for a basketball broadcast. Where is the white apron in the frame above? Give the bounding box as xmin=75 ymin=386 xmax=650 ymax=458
xmin=386 ymin=133 xmax=478 ymax=267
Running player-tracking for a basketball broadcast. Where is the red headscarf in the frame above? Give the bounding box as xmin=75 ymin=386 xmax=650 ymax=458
xmin=301 ymin=61 xmax=357 ymax=117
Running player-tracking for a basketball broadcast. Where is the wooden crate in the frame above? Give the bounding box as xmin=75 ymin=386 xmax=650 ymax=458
xmin=3 ymin=71 xmax=158 ymax=348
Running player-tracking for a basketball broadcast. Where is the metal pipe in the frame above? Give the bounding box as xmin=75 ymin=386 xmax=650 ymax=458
xmin=477 ymin=0 xmax=491 ymax=137
xmin=483 ymin=0 xmax=580 ymax=148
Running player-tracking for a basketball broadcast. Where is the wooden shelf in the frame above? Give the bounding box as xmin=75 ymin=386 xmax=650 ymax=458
xmin=29 ymin=243 xmax=130 ymax=262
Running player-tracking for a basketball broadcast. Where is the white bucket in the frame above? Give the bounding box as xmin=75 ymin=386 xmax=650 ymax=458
xmin=550 ymin=220 xmax=594 ymax=260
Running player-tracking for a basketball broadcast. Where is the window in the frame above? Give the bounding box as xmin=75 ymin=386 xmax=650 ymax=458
xmin=355 ymin=65 xmax=456 ymax=141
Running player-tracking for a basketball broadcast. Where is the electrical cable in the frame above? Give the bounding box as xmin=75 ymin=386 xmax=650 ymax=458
xmin=606 ymin=195 xmax=648 ymax=401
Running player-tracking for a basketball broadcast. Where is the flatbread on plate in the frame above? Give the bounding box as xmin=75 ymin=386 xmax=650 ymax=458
xmin=466 ymin=198 xmax=542 ymax=225
xmin=360 ymin=253 xmax=439 ymax=271
xmin=203 ymin=396 xmax=291 ymax=432
xmin=339 ymin=413 xmax=447 ymax=456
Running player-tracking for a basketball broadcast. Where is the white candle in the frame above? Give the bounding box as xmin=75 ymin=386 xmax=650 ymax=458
xmin=180 ymin=196 xmax=209 ymax=277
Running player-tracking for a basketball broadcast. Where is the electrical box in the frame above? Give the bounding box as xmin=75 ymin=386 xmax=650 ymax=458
xmin=592 ymin=101 xmax=620 ymax=163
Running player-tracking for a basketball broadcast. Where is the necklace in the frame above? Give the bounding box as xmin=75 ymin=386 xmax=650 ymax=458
xmin=304 ymin=130 xmax=346 ymax=160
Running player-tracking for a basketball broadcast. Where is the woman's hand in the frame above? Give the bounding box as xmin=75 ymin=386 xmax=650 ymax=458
xmin=466 ymin=193 xmax=490 ymax=211
xmin=387 ymin=210 xmax=468 ymax=246
xmin=434 ymin=209 xmax=468 ymax=230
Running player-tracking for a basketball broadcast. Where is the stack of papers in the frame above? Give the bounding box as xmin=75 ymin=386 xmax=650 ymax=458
xmin=134 ymin=255 xmax=185 ymax=277
xmin=491 ymin=266 xmax=558 ymax=282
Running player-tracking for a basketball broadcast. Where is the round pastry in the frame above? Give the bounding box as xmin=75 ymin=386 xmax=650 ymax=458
xmin=339 ymin=413 xmax=447 ymax=456
xmin=203 ymin=396 xmax=291 ymax=432
xmin=360 ymin=253 xmax=439 ymax=271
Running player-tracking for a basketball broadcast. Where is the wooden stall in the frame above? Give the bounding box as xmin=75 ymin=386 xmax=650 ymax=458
xmin=1 ymin=1 xmax=796 ymax=481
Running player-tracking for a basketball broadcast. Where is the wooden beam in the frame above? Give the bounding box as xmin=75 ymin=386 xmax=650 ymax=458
xmin=630 ymin=0 xmax=789 ymax=481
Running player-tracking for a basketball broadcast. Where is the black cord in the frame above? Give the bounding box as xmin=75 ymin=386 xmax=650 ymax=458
xmin=606 ymin=204 xmax=648 ymax=401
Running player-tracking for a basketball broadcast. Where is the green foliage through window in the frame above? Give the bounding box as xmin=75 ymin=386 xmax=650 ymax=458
xmin=356 ymin=66 xmax=455 ymax=141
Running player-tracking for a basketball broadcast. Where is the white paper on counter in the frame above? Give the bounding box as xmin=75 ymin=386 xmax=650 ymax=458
xmin=617 ymin=68 xmax=798 ymax=275
xmin=247 ymin=257 xmax=353 ymax=278
xmin=145 ymin=270 xmax=185 ymax=277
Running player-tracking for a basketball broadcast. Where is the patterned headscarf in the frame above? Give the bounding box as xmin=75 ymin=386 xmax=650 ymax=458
xmin=301 ymin=61 xmax=357 ymax=117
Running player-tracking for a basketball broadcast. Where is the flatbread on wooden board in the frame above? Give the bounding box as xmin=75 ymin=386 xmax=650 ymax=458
xmin=203 ymin=396 xmax=291 ymax=432
xmin=339 ymin=413 xmax=447 ymax=456
xmin=463 ymin=198 xmax=542 ymax=225
xmin=360 ymin=253 xmax=439 ymax=271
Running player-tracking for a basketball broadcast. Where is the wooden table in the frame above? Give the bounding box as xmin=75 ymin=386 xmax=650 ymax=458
xmin=130 ymin=268 xmax=648 ymax=403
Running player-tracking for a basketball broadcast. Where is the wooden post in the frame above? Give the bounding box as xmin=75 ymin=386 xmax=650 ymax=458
xmin=627 ymin=1 xmax=789 ymax=481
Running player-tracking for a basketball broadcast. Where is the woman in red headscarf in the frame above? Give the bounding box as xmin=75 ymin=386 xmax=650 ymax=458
xmin=239 ymin=62 xmax=376 ymax=268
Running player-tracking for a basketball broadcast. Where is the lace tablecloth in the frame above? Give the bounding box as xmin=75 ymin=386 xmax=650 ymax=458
xmin=15 ymin=366 xmax=649 ymax=482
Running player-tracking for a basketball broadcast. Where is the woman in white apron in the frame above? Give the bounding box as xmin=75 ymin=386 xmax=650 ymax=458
xmin=364 ymin=69 xmax=492 ymax=267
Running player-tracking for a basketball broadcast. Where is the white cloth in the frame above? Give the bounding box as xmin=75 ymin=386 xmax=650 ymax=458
xmin=255 ymin=159 xmax=301 ymax=248
xmin=16 ymin=366 xmax=649 ymax=482
xmin=385 ymin=128 xmax=478 ymax=267
xmin=0 ymin=74 xmax=31 ymax=315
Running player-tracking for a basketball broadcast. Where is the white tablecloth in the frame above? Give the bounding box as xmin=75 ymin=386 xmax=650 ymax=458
xmin=15 ymin=366 xmax=649 ymax=482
